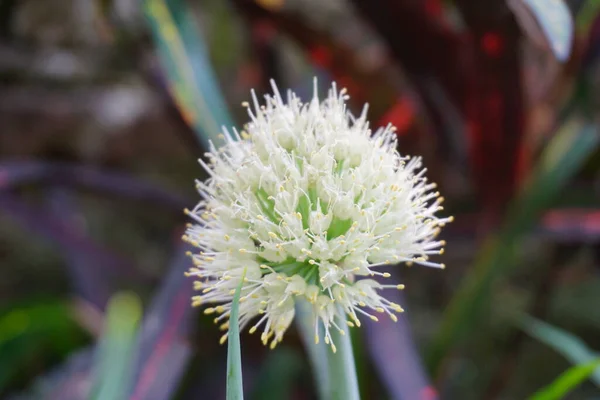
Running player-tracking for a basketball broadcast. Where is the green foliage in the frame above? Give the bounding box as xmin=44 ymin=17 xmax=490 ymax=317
xmin=325 ymin=305 xmax=360 ymax=400
xmin=520 ymin=315 xmax=600 ymax=387
xmin=529 ymin=359 xmax=600 ymax=400
xmin=89 ymin=292 xmax=142 ymax=400
xmin=249 ymin=348 xmax=303 ymax=400
xmin=427 ymin=117 xmax=600 ymax=375
xmin=296 ymin=300 xmax=330 ymax=400
xmin=0 ymin=300 xmax=86 ymax=394
xmin=144 ymin=0 xmax=235 ymax=148
xmin=226 ymin=269 xmax=246 ymax=400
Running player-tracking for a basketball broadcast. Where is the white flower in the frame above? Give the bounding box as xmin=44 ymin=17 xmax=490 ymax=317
xmin=184 ymin=80 xmax=452 ymax=352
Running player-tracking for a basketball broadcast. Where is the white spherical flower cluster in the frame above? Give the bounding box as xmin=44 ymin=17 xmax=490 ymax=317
xmin=183 ymin=80 xmax=452 ymax=352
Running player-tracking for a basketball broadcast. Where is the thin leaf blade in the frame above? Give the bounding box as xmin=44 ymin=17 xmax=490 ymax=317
xmin=226 ymin=269 xmax=246 ymax=400
xmin=520 ymin=315 xmax=600 ymax=386
xmin=529 ymin=359 xmax=600 ymax=400
xmin=144 ymin=0 xmax=235 ymax=148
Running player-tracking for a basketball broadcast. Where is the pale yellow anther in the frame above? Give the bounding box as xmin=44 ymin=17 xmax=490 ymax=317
xmin=397 ymin=284 xmax=405 ymax=290
xmin=204 ymin=307 xmax=215 ymax=315
xmin=390 ymin=314 xmax=398 ymax=322
xmin=249 ymin=326 xmax=257 ymax=334
xmin=382 ymin=273 xmax=391 ymax=278
xmin=370 ymin=315 xmax=379 ymax=322
xmin=220 ymin=334 xmax=228 ymax=345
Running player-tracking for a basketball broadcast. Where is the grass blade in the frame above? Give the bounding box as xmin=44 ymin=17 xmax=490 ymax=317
xmin=528 ymin=359 xmax=600 ymax=400
xmin=426 ymin=116 xmax=600 ymax=375
xmin=144 ymin=0 xmax=235 ymax=148
xmin=90 ymin=292 xmax=142 ymax=400
xmin=520 ymin=315 xmax=600 ymax=386
xmin=226 ymin=269 xmax=246 ymax=400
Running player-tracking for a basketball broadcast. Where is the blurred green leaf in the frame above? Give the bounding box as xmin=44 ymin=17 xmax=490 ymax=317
xmin=520 ymin=315 xmax=600 ymax=387
xmin=427 ymin=117 xmax=600 ymax=375
xmin=249 ymin=348 xmax=303 ymax=400
xmin=226 ymin=270 xmax=245 ymax=400
xmin=0 ymin=301 xmax=86 ymax=394
xmin=576 ymin=0 xmax=600 ymax=34
xmin=528 ymin=359 xmax=600 ymax=400
xmin=144 ymin=0 xmax=235 ymax=148
xmin=90 ymin=292 xmax=142 ymax=400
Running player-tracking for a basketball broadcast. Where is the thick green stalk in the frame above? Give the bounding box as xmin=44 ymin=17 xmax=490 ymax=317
xmin=295 ymin=300 xmax=330 ymax=400
xmin=326 ymin=305 xmax=360 ymax=400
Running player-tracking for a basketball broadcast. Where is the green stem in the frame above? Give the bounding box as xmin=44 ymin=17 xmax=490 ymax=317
xmin=295 ymin=300 xmax=330 ymax=400
xmin=326 ymin=305 xmax=360 ymax=400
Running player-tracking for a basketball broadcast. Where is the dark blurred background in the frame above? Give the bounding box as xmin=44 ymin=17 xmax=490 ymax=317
xmin=1 ymin=0 xmax=599 ymax=399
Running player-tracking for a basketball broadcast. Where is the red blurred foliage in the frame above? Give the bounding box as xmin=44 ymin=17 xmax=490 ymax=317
xmin=379 ymin=96 xmax=416 ymax=135
xmin=481 ymin=32 xmax=505 ymax=57
xmin=309 ymin=45 xmax=333 ymax=68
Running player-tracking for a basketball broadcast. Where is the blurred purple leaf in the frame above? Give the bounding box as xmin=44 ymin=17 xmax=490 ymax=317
xmin=539 ymin=208 xmax=600 ymax=243
xmin=47 ymin=189 xmax=111 ymax=311
xmin=0 ymin=192 xmax=138 ymax=281
xmin=0 ymin=161 xmax=189 ymax=211
xmin=364 ymin=268 xmax=438 ymax=400
xmin=129 ymin=244 xmax=195 ymax=400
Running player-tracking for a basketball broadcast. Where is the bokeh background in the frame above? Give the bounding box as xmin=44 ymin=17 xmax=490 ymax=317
xmin=1 ymin=0 xmax=599 ymax=399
